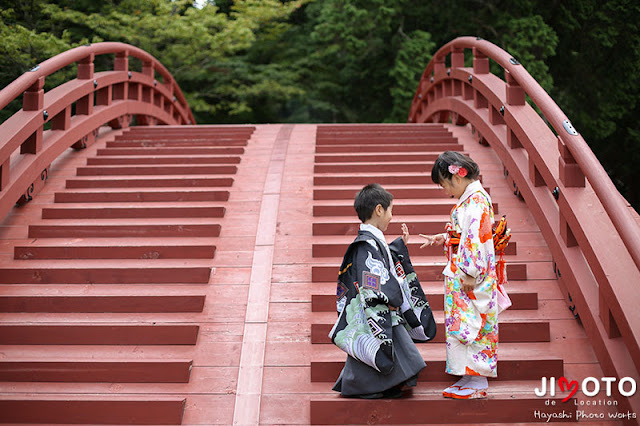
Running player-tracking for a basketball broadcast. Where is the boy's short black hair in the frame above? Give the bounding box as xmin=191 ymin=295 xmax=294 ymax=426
xmin=354 ymin=183 xmax=393 ymax=223
xmin=431 ymin=151 xmax=480 ymax=185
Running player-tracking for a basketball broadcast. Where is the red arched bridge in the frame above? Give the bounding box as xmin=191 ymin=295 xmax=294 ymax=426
xmin=0 ymin=38 xmax=638 ymax=425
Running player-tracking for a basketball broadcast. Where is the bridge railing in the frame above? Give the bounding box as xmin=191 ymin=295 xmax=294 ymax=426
xmin=409 ymin=36 xmax=640 ymax=410
xmin=0 ymin=42 xmax=194 ymax=221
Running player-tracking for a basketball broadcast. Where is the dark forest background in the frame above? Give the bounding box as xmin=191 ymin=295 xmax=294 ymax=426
xmin=1 ymin=0 xmax=639 ymax=209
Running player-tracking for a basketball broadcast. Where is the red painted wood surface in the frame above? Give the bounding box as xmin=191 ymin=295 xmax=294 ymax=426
xmin=0 ymin=125 xmax=253 ymax=424
xmin=0 ymin=123 xmax=634 ymax=425
xmin=409 ymin=38 xmax=640 ymax=422
xmin=0 ymin=42 xmax=195 ymax=225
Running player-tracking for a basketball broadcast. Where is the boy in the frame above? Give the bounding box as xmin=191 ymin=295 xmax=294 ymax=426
xmin=330 ymin=183 xmax=436 ymax=399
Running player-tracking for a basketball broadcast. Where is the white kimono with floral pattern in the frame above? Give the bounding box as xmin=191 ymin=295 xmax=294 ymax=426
xmin=443 ymin=180 xmax=498 ymax=377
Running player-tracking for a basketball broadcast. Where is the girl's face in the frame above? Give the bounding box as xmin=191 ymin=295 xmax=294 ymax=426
xmin=440 ymin=175 xmax=468 ymax=199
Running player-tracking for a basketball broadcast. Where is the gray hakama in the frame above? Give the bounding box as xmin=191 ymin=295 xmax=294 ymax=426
xmin=332 ymin=324 xmax=426 ymax=396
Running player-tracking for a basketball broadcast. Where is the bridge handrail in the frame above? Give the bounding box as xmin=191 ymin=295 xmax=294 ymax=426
xmin=409 ymin=36 xmax=640 ymax=414
xmin=411 ymin=36 xmax=640 ymax=271
xmin=0 ymin=42 xmax=192 ymax=120
xmin=0 ymin=42 xmax=195 ymax=222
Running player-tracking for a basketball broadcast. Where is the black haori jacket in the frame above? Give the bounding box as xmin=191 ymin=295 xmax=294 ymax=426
xmin=329 ymin=229 xmax=437 ymax=374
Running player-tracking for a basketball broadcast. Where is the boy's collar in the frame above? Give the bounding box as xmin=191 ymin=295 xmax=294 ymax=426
xmin=360 ymin=223 xmax=386 ymax=243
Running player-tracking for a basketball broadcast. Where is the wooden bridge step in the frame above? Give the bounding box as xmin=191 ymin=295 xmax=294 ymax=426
xmin=87 ymin=155 xmax=241 ymax=165
xmin=107 ymin=139 xmax=248 ymax=147
xmin=0 ymin=295 xmax=206 ymax=313
xmin=41 ymin=205 xmax=225 ymax=219
xmin=120 ymin=129 xmax=254 ymax=137
xmin=314 ymin=175 xmax=433 ymax=186
xmin=14 ymin=243 xmax=216 ymax=260
xmin=316 ymin=126 xmax=451 ymax=138
xmin=311 ymin=357 xmax=562 ymax=382
xmin=316 ymin=126 xmax=449 ymax=132
xmin=0 ymin=397 xmax=185 ymax=425
xmin=312 ymin=263 xmax=527 ymax=282
xmin=315 ymin=153 xmax=444 ymax=163
xmin=97 ymin=147 xmax=244 ymax=156
xmin=313 ymin=218 xmax=450 ymax=236
xmin=309 ymin=395 xmax=573 ymax=425
xmin=0 ymin=325 xmax=199 ymax=345
xmin=315 ymin=136 xmax=456 ymax=145
xmin=122 ymin=126 xmax=254 ymax=132
xmin=55 ymin=190 xmax=230 ymax=203
xmin=28 ymin=223 xmax=221 ymax=238
xmin=312 ymin=240 xmax=517 ymax=257
xmin=313 ymin=200 xmax=498 ymax=216
xmin=0 ymin=360 xmax=193 ymax=383
xmin=76 ymin=165 xmax=238 ymax=176
xmin=316 ymin=143 xmax=462 ymax=153
xmin=0 ymin=266 xmax=211 ymax=284
xmin=311 ymin=321 xmax=550 ymax=344
xmin=65 ymin=177 xmax=234 ymax=188
xmin=314 ymin=162 xmax=433 ymax=173
xmin=314 ymin=186 xmax=445 ymax=200
xmin=311 ymin=291 xmax=537 ymax=312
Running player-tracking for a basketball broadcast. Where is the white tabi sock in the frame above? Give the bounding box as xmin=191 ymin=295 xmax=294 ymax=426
xmin=452 ymin=375 xmax=488 ymax=397
xmin=443 ymin=375 xmax=470 ymax=393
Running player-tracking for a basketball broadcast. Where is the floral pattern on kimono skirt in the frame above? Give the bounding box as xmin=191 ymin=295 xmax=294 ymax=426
xmin=443 ymin=180 xmax=498 ymax=378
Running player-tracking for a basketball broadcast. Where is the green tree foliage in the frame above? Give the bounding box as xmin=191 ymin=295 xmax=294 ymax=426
xmin=541 ymin=0 xmax=640 ymax=206
xmin=388 ymin=30 xmax=435 ymax=122
xmin=0 ymin=0 xmax=306 ymax=123
xmin=1 ymin=0 xmax=638 ymax=208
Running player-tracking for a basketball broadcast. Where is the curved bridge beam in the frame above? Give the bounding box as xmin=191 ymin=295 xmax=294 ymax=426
xmin=409 ymin=36 xmax=640 ymax=411
xmin=0 ymin=42 xmax=195 ymax=221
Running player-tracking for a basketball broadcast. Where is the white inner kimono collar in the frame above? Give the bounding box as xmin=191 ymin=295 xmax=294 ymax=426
xmin=456 ymin=179 xmax=489 ymax=207
xmin=360 ymin=223 xmax=387 ymax=246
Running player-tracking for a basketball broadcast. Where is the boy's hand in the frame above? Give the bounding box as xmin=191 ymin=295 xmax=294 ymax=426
xmin=419 ymin=233 xmax=445 ymax=248
xmin=401 ymin=223 xmax=409 ymax=244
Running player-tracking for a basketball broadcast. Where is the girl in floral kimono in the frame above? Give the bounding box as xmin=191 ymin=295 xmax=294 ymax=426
xmin=420 ymin=152 xmax=498 ymax=400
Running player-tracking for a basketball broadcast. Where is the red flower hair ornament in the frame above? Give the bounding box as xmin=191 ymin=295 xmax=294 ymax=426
xmin=448 ymin=164 xmax=468 ymax=177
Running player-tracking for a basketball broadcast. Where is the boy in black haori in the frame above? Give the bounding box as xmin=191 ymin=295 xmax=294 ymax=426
xmin=330 ymin=183 xmax=436 ymax=399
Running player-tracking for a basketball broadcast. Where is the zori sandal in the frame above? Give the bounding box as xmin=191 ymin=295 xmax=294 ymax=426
xmin=442 ymin=385 xmax=461 ymax=398
xmin=446 ymin=386 xmax=488 ymax=400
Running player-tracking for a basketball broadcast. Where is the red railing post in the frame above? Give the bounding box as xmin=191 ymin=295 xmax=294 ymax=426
xmin=137 ymin=61 xmax=156 ymax=126
xmin=51 ymin=106 xmax=71 ymax=131
xmin=559 ymin=211 xmax=578 ymax=247
xmin=21 ymin=76 xmax=45 ymax=154
xmin=0 ymin=158 xmax=9 ymax=190
xmin=558 ymin=136 xmax=585 ymax=187
xmin=472 ymin=48 xmax=489 ymax=112
xmin=451 ymin=48 xmax=464 ymax=68
xmin=434 ymin=56 xmax=445 ymax=75
xmin=76 ymin=54 xmax=95 ymax=117
xmin=600 ymin=291 xmax=622 ymax=338
xmin=114 ymin=50 xmax=129 ymax=71
xmin=108 ymin=50 xmax=131 ymax=130
xmin=77 ymin=54 xmax=95 ymax=80
xmin=505 ymin=70 xmax=525 ymax=106
xmin=472 ymin=48 xmax=489 ymax=74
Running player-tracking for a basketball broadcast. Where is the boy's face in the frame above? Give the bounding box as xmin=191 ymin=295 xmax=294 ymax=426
xmin=377 ymin=201 xmax=393 ymax=232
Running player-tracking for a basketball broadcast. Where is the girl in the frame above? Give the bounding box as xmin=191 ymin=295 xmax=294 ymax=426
xmin=420 ymin=151 xmax=498 ymax=400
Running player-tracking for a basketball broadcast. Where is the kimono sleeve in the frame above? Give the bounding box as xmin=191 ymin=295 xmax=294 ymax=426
xmin=457 ymin=193 xmax=494 ymax=284
xmin=329 ymin=242 xmax=396 ymax=374
xmin=389 ymin=238 xmax=437 ymax=342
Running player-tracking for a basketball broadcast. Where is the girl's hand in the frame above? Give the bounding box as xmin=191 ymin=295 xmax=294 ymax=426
xmin=401 ymin=223 xmax=409 ymax=244
xmin=419 ymin=233 xmax=445 ymax=248
xmin=461 ymin=274 xmax=475 ymax=293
